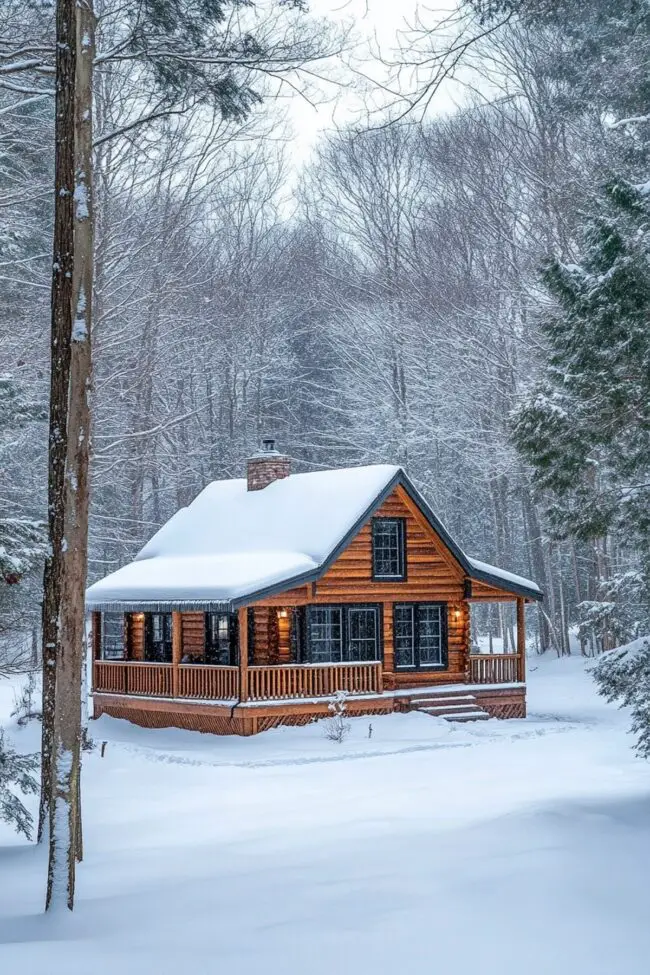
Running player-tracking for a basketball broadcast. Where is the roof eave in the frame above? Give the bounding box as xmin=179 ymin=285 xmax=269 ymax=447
xmin=86 ymin=598 xmax=234 ymax=613
xmin=467 ymin=569 xmax=543 ymax=602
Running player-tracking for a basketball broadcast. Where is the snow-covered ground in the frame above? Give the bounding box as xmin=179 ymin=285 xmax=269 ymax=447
xmin=1 ymin=654 xmax=649 ymax=974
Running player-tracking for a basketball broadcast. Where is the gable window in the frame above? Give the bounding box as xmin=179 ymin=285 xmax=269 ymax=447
xmin=145 ymin=613 xmax=173 ymax=662
xmin=372 ymin=518 xmax=406 ymax=580
xmin=102 ymin=613 xmax=125 ymax=660
xmin=205 ymin=612 xmax=238 ymax=666
xmin=306 ymin=605 xmax=381 ymax=664
xmin=394 ymin=603 xmax=447 ymax=670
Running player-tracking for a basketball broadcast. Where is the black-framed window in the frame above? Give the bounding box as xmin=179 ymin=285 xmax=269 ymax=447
xmin=145 ymin=612 xmax=173 ymax=662
xmin=348 ymin=607 xmax=380 ymax=661
xmin=394 ymin=603 xmax=447 ymax=670
xmin=305 ymin=605 xmax=381 ymax=664
xmin=307 ymin=607 xmax=343 ymax=663
xmin=372 ymin=518 xmax=406 ymax=580
xmin=205 ymin=612 xmax=239 ymax=665
xmin=102 ymin=613 xmax=125 ymax=660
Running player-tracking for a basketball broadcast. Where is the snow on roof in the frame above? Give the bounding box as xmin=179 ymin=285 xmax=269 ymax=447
xmin=467 ymin=558 xmax=542 ymax=597
xmin=86 ymin=465 xmax=400 ymax=608
xmin=86 ymin=463 xmax=543 ymax=610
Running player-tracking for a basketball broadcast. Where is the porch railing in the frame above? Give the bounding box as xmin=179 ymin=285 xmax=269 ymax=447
xmin=247 ymin=661 xmax=383 ymax=702
xmin=94 ymin=661 xmax=174 ymax=697
xmin=94 ymin=661 xmax=239 ymax=700
xmin=95 ymin=656 xmax=521 ymax=703
xmin=94 ymin=661 xmax=129 ymax=694
xmin=179 ymin=664 xmax=239 ymax=700
xmin=469 ymin=653 xmax=522 ymax=684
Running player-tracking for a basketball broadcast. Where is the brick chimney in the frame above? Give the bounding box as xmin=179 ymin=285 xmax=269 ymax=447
xmin=247 ymin=439 xmax=291 ymax=491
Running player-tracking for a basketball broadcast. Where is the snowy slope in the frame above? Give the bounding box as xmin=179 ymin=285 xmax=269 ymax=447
xmin=1 ymin=655 xmax=649 ymax=975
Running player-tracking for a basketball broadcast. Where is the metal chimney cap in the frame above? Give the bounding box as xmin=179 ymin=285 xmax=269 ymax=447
xmin=262 ymin=438 xmax=276 ymax=452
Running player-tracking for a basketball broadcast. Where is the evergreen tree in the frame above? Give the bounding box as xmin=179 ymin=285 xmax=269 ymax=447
xmin=0 ymin=375 xmax=46 ymax=586
xmin=513 ymin=179 xmax=650 ymax=637
xmin=593 ymin=638 xmax=650 ymax=756
xmin=0 ymin=730 xmax=38 ymax=838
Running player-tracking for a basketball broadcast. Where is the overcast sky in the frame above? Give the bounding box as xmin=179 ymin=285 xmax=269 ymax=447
xmin=286 ymin=0 xmax=461 ymax=159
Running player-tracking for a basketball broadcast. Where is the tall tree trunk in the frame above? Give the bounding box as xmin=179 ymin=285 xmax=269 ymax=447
xmin=45 ymin=0 xmax=95 ymax=912
xmin=38 ymin=0 xmax=77 ymax=849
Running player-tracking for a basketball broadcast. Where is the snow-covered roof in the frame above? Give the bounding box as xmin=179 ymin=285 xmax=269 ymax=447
xmin=86 ymin=464 xmax=543 ymax=610
xmin=466 ymin=558 xmax=542 ymax=598
xmin=87 ymin=465 xmax=399 ymax=609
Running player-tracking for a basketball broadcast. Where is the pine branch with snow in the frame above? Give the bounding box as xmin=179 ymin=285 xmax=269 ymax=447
xmin=0 ymin=730 xmax=38 ymax=838
xmin=593 ymin=638 xmax=650 ymax=757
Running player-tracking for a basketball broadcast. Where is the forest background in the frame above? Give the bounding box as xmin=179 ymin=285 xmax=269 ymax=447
xmin=2 ymin=0 xmax=649 ymax=664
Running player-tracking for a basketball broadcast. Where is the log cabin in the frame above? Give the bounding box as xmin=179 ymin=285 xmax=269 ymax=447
xmin=87 ymin=441 xmax=542 ymax=736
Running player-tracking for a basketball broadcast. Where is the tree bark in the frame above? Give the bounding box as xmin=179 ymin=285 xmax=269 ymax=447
xmin=45 ymin=0 xmax=95 ymax=912
xmin=38 ymin=0 xmax=77 ymax=850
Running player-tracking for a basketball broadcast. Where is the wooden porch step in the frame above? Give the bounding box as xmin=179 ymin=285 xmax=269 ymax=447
xmin=438 ymin=710 xmax=490 ymax=722
xmin=409 ymin=694 xmax=477 ymax=707
xmin=419 ymin=702 xmax=482 ymax=714
xmin=408 ymin=690 xmax=491 ymax=723
xmin=417 ymin=704 xmax=490 ymax=722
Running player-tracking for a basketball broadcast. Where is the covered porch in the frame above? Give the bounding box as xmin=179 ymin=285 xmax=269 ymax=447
xmin=91 ymin=598 xmax=527 ymax=706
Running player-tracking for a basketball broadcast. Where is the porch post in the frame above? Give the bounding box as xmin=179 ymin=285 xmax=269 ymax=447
xmin=516 ymin=598 xmax=526 ymax=683
xmin=239 ymin=607 xmax=249 ymax=702
xmin=172 ymin=611 xmax=182 ymax=697
xmin=382 ymin=601 xmax=393 ymax=691
xmin=91 ymin=610 xmax=101 ymax=692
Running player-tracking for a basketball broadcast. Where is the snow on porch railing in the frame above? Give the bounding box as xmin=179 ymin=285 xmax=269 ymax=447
xmin=247 ymin=661 xmax=383 ymax=702
xmin=469 ymin=654 xmax=522 ymax=684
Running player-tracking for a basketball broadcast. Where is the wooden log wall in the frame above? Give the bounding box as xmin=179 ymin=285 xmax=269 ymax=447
xmin=251 ymin=606 xmax=276 ymax=665
xmin=277 ymin=613 xmax=291 ymax=663
xmin=469 ymin=580 xmax=518 ymax=601
xmin=251 ymin=486 xmax=471 ymax=683
xmin=127 ymin=613 xmax=145 ymax=660
xmin=182 ymin=612 xmax=205 ymax=659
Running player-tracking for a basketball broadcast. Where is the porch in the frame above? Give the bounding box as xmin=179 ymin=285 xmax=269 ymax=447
xmin=93 ymin=652 xmax=524 ymax=703
xmin=90 ymin=598 xmax=528 ymax=733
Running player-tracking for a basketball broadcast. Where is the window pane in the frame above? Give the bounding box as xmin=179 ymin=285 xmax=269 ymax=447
xmin=102 ymin=613 xmax=124 ymax=660
xmin=308 ymin=607 xmax=342 ymax=663
xmin=394 ymin=605 xmax=415 ymax=668
xmin=347 ymin=608 xmax=378 ymax=662
xmin=418 ymin=605 xmax=443 ymax=666
xmin=373 ymin=519 xmax=404 ymax=578
xmin=205 ymin=613 xmax=235 ymax=664
xmin=148 ymin=613 xmax=172 ymax=662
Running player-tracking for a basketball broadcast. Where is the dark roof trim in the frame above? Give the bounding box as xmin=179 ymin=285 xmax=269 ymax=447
xmin=466 ymin=567 xmax=543 ymax=602
xmin=87 ymin=599 xmax=233 ymax=613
